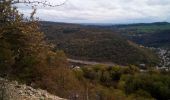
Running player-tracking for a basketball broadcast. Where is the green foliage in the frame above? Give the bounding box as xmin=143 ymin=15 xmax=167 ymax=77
xmin=81 ymin=65 xmax=139 ymax=87
xmin=122 ymin=73 xmax=170 ymax=100
xmin=79 ymin=65 xmax=170 ymax=100
xmin=120 ymin=23 xmax=170 ymax=34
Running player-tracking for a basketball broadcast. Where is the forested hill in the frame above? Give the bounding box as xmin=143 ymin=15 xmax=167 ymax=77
xmin=86 ymin=22 xmax=170 ymax=48
xmin=41 ymin=21 xmax=170 ymax=48
xmin=41 ymin=21 xmax=160 ymax=66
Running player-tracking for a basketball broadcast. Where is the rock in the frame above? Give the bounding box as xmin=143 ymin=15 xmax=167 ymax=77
xmin=0 ymin=77 xmax=66 ymax=100
xmin=15 ymin=85 xmax=21 ymax=88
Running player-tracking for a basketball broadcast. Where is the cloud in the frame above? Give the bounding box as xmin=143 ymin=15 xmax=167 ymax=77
xmin=147 ymin=0 xmax=170 ymax=5
xmin=17 ymin=0 xmax=170 ymax=23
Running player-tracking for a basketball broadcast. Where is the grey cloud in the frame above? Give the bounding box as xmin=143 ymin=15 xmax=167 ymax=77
xmin=17 ymin=0 xmax=170 ymax=23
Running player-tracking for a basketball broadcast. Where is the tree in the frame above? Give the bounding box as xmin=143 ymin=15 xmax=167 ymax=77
xmin=10 ymin=0 xmax=67 ymax=7
xmin=0 ymin=0 xmax=64 ymax=80
xmin=0 ymin=1 xmax=89 ymax=99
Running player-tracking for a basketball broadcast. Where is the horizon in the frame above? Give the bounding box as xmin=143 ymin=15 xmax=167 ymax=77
xmin=17 ymin=0 xmax=170 ymax=24
xmin=40 ymin=20 xmax=170 ymax=26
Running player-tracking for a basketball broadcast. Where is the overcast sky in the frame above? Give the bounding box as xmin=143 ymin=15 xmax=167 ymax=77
xmin=17 ymin=0 xmax=170 ymax=24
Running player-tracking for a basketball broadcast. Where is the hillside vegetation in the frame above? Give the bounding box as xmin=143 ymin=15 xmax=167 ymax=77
xmin=41 ymin=22 xmax=160 ymax=66
xmin=89 ymin=22 xmax=170 ymax=48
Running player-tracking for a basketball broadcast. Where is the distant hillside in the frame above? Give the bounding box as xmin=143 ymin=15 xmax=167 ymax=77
xmin=128 ymin=30 xmax=170 ymax=48
xmin=41 ymin=21 xmax=160 ymax=66
xmin=87 ymin=22 xmax=170 ymax=48
xmin=116 ymin=22 xmax=170 ymax=48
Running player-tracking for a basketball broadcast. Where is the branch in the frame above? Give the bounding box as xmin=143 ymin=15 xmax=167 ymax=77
xmin=11 ymin=0 xmax=68 ymax=7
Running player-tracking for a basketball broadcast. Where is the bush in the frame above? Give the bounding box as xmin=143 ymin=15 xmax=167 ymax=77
xmin=123 ymin=74 xmax=170 ymax=100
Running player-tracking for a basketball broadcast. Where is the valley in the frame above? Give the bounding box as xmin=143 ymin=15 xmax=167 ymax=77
xmin=1 ymin=1 xmax=170 ymax=100
xmin=41 ymin=21 xmax=169 ymax=68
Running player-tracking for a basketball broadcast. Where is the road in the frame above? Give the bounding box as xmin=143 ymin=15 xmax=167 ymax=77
xmin=67 ymin=58 xmax=115 ymax=66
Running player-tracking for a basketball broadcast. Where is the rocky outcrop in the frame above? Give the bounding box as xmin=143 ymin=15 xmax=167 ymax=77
xmin=0 ymin=78 xmax=66 ymax=100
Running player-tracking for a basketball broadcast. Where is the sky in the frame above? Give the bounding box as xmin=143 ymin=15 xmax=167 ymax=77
xmin=17 ymin=0 xmax=170 ymax=24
